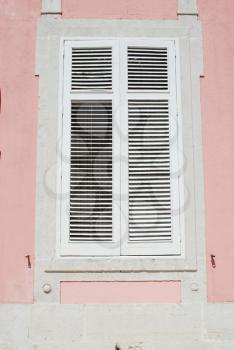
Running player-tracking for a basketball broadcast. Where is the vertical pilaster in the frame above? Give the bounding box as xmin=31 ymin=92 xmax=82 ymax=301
xmin=41 ymin=0 xmax=62 ymax=15
xmin=178 ymin=0 xmax=198 ymax=18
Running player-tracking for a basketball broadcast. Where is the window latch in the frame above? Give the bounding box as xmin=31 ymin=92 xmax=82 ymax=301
xmin=25 ymin=255 xmax=32 ymax=269
xmin=210 ymin=254 xmax=216 ymax=268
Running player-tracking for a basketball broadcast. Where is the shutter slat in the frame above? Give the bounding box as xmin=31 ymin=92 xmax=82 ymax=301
xmin=72 ymin=47 xmax=112 ymax=90
xmin=128 ymin=99 xmax=172 ymax=242
xmin=69 ymin=101 xmax=113 ymax=242
xmin=128 ymin=47 xmax=168 ymax=90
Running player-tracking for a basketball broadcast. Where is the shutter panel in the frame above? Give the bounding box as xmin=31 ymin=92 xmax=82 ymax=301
xmin=71 ymin=47 xmax=112 ymax=90
xmin=121 ymin=40 xmax=181 ymax=256
xmin=128 ymin=47 xmax=168 ymax=90
xmin=128 ymin=99 xmax=172 ymax=242
xmin=60 ymin=39 xmax=181 ymax=256
xmin=60 ymin=40 xmax=120 ymax=256
xmin=70 ymin=100 xmax=113 ymax=242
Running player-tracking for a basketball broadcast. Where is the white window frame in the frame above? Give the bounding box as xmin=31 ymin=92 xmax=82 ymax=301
xmin=59 ymin=37 xmax=183 ymax=257
xmin=35 ymin=19 xmax=204 ymax=303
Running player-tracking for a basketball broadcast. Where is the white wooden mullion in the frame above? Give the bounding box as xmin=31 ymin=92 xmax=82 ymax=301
xmin=125 ymin=92 xmax=170 ymax=100
xmin=167 ymin=40 xmax=181 ymax=253
xmin=67 ymin=39 xmax=117 ymax=48
xmin=70 ymin=92 xmax=113 ymax=100
xmin=60 ymin=41 xmax=72 ymax=255
xmin=111 ymin=40 xmax=121 ymax=254
xmin=119 ymin=40 xmax=129 ymax=255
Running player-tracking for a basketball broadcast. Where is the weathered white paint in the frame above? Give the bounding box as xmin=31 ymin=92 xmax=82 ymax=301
xmin=34 ymin=17 xmax=205 ymax=305
xmin=1 ymin=1 xmax=234 ymax=350
xmin=1 ymin=304 xmax=234 ymax=349
xmin=178 ymin=0 xmax=198 ymax=16
xmin=41 ymin=0 xmax=61 ymax=14
xmin=59 ymin=38 xmax=183 ymax=257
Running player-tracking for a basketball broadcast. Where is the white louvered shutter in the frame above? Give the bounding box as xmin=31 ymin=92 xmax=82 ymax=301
xmin=71 ymin=47 xmax=112 ymax=90
xmin=69 ymin=100 xmax=113 ymax=242
xmin=60 ymin=40 xmax=120 ymax=256
xmin=128 ymin=47 xmax=168 ymax=90
xmin=60 ymin=39 xmax=182 ymax=257
xmin=120 ymin=40 xmax=181 ymax=255
xmin=128 ymin=99 xmax=172 ymax=242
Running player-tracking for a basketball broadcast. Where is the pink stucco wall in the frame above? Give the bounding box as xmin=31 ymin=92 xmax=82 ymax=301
xmin=1 ymin=0 xmax=234 ymax=303
xmin=0 ymin=0 xmax=40 ymax=303
xmin=61 ymin=281 xmax=181 ymax=304
xmin=198 ymin=0 xmax=234 ymax=302
xmin=62 ymin=0 xmax=177 ymax=19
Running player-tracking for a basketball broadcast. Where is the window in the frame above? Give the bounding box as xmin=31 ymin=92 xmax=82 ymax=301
xmin=35 ymin=19 xmax=203 ymax=296
xmin=59 ymin=38 xmax=183 ymax=257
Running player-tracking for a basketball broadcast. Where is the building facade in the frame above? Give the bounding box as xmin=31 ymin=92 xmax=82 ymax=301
xmin=0 ymin=0 xmax=234 ymax=349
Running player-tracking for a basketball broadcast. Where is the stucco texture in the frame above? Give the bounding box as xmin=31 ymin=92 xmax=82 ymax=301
xmin=198 ymin=0 xmax=234 ymax=302
xmin=61 ymin=281 xmax=181 ymax=304
xmin=0 ymin=0 xmax=41 ymax=303
xmin=62 ymin=0 xmax=177 ymax=19
xmin=1 ymin=0 xmax=234 ymax=303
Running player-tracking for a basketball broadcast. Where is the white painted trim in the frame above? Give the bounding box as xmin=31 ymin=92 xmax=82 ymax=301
xmin=41 ymin=0 xmax=62 ymax=14
xmin=35 ymin=19 xmax=204 ymax=302
xmin=174 ymin=39 xmax=185 ymax=258
xmin=58 ymin=38 xmax=183 ymax=257
xmin=3 ymin=303 xmax=234 ymax=347
xmin=55 ymin=38 xmax=65 ymax=259
xmin=178 ymin=0 xmax=198 ymax=16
